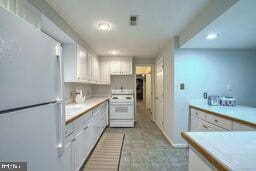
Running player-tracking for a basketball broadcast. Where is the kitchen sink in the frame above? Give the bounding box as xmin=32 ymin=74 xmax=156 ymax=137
xmin=65 ymin=105 xmax=84 ymax=115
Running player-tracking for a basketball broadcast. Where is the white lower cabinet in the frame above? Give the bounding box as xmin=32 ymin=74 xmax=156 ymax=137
xmin=63 ymin=133 xmax=74 ymax=171
xmin=232 ymin=122 xmax=256 ymax=131
xmin=191 ymin=116 xmax=227 ymax=132
xmin=189 ymin=148 xmax=217 ymax=171
xmin=74 ymin=120 xmax=93 ymax=171
xmin=63 ymin=101 xmax=109 ymax=171
xmin=190 ymin=107 xmax=255 ymax=132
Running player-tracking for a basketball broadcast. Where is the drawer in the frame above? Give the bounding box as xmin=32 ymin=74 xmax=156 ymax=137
xmin=204 ymin=121 xmax=228 ymax=131
xmin=206 ymin=114 xmax=232 ymax=130
xmin=191 ymin=108 xmax=206 ymax=120
xmin=65 ymin=123 xmax=74 ymax=137
xmin=233 ymin=122 xmax=256 ymax=131
xmin=74 ymin=110 xmax=92 ymax=130
xmin=93 ymin=106 xmax=101 ymax=115
xmin=65 ymin=130 xmax=74 ymax=144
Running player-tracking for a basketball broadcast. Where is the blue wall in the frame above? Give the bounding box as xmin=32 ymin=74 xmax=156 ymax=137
xmin=173 ymin=49 xmax=256 ymax=143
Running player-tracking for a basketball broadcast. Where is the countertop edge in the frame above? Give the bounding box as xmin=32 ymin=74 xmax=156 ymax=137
xmin=65 ymin=98 xmax=109 ymax=125
xmin=181 ymin=132 xmax=230 ymax=171
xmin=189 ymin=105 xmax=256 ymax=128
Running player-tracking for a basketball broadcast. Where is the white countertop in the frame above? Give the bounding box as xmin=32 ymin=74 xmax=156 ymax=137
xmin=183 ymin=132 xmax=256 ymax=170
xmin=65 ymin=97 xmax=109 ymax=124
xmin=190 ymin=102 xmax=256 ymax=126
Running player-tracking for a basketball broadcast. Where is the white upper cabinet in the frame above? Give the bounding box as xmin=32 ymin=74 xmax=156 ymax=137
xmin=110 ymin=59 xmax=133 ymax=75
xmin=63 ymin=43 xmax=91 ymax=83
xmin=110 ymin=62 xmax=121 ymax=75
xmin=15 ymin=0 xmax=41 ymax=28
xmin=77 ymin=47 xmax=89 ymax=81
xmin=101 ymin=62 xmax=110 ymax=84
xmin=0 ymin=0 xmax=9 ymax=9
xmin=120 ymin=61 xmax=133 ymax=75
xmin=91 ymin=55 xmax=100 ymax=84
xmin=0 ymin=0 xmax=40 ymax=28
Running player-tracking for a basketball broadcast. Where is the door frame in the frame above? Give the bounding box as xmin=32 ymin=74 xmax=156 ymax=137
xmin=134 ymin=64 xmax=155 ymax=121
xmin=154 ymin=57 xmax=164 ymax=129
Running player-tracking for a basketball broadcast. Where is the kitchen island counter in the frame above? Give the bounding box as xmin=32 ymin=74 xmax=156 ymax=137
xmin=182 ymin=131 xmax=256 ymax=171
xmin=190 ymin=102 xmax=256 ymax=128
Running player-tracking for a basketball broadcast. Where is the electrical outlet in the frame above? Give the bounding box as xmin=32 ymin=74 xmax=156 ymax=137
xmin=203 ymin=92 xmax=207 ymax=99
xmin=226 ymin=84 xmax=232 ymax=91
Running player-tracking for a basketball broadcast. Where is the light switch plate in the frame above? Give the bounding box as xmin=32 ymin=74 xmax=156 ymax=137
xmin=180 ymin=83 xmax=185 ymax=90
xmin=203 ymin=92 xmax=207 ymax=99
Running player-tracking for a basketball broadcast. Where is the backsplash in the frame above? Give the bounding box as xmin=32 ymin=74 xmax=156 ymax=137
xmin=64 ymin=83 xmax=92 ymax=103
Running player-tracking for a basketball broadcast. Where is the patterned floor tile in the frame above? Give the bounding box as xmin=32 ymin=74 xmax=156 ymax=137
xmin=105 ymin=101 xmax=188 ymax=171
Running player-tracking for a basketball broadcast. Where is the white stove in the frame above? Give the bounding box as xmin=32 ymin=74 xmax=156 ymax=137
xmin=109 ymin=90 xmax=134 ymax=127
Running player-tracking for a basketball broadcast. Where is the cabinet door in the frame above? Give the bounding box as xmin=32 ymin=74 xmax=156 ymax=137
xmin=77 ymin=47 xmax=88 ymax=81
xmin=189 ymin=149 xmax=214 ymax=171
xmin=120 ymin=61 xmax=132 ymax=75
xmin=233 ymin=122 xmax=256 ymax=131
xmin=191 ymin=116 xmax=202 ymax=131
xmin=87 ymin=53 xmax=92 ymax=82
xmin=101 ymin=62 xmax=110 ymax=84
xmin=15 ymin=0 xmax=41 ymax=28
xmin=111 ymin=62 xmax=121 ymax=75
xmin=90 ymin=56 xmax=99 ymax=83
xmin=95 ymin=58 xmax=100 ymax=83
xmin=104 ymin=103 xmax=108 ymax=126
xmin=63 ymin=135 xmax=74 ymax=171
xmin=0 ymin=0 xmax=8 ymax=9
xmin=74 ymin=124 xmax=91 ymax=171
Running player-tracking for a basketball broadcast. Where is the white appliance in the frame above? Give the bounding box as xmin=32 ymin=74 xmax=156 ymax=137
xmin=0 ymin=7 xmax=64 ymax=171
xmin=110 ymin=90 xmax=134 ymax=127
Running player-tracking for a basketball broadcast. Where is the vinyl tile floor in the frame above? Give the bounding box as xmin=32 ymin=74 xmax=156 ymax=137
xmin=105 ymin=101 xmax=189 ymax=171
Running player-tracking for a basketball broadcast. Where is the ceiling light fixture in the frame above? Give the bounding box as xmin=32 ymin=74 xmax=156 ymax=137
xmin=206 ymin=33 xmax=218 ymax=40
xmin=98 ymin=22 xmax=111 ymax=31
xmin=110 ymin=50 xmax=119 ymax=55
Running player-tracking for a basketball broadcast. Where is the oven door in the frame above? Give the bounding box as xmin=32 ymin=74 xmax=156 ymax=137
xmin=110 ymin=102 xmax=134 ymax=119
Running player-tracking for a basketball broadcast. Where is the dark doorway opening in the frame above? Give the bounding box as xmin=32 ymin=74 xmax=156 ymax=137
xmin=136 ymin=77 xmax=144 ymax=101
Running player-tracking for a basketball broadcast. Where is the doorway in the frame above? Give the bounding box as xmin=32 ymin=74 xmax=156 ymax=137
xmin=135 ymin=65 xmax=153 ymax=119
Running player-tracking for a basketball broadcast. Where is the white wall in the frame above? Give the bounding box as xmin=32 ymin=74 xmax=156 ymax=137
xmin=173 ymin=49 xmax=256 ymax=144
xmin=154 ymin=39 xmax=176 ymax=145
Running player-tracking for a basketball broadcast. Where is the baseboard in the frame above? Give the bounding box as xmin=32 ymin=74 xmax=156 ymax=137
xmin=152 ymin=120 xmax=188 ymax=148
xmin=162 ymin=131 xmax=188 ymax=148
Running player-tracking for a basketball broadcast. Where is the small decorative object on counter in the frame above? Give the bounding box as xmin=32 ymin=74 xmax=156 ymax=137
xmin=75 ymin=89 xmax=85 ymax=103
xmin=208 ymin=95 xmax=220 ymax=106
xmin=219 ymin=96 xmax=236 ymax=106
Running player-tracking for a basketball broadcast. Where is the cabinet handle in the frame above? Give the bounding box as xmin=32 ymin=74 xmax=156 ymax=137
xmin=214 ymin=119 xmax=218 ymax=123
xmin=83 ymin=126 xmax=89 ymax=130
xmin=72 ymin=138 xmax=76 ymax=142
xmin=202 ymin=125 xmax=208 ymax=129
xmin=195 ymin=112 xmax=199 ymax=115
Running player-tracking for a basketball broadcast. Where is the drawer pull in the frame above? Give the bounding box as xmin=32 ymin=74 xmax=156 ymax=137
xmin=83 ymin=126 xmax=89 ymax=130
xmin=214 ymin=119 xmax=218 ymax=123
xmin=195 ymin=112 xmax=199 ymax=115
xmin=202 ymin=125 xmax=208 ymax=129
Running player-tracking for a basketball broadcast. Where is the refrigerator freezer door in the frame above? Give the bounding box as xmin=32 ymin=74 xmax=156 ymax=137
xmin=0 ymin=103 xmax=64 ymax=171
xmin=0 ymin=7 xmax=59 ymax=111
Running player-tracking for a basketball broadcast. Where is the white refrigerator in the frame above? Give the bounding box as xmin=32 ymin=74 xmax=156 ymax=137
xmin=0 ymin=7 xmax=65 ymax=171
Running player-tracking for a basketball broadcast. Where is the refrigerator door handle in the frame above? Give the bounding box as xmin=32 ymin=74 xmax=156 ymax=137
xmin=56 ymin=45 xmax=65 ymax=157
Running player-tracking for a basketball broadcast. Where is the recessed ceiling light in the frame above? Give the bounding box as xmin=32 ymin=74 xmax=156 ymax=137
xmin=110 ymin=50 xmax=119 ymax=55
xmin=98 ymin=22 xmax=111 ymax=31
xmin=206 ymin=33 xmax=218 ymax=40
